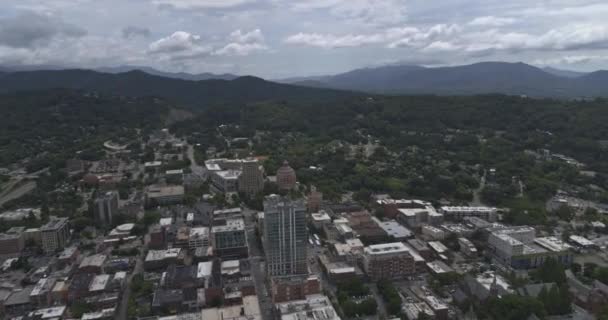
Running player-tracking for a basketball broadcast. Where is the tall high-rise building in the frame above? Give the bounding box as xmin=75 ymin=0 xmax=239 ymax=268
xmin=263 ymin=195 xmax=308 ymax=276
xmin=238 ymin=158 xmax=264 ymax=197
xmin=276 ymin=161 xmax=296 ymax=191
xmin=93 ymin=191 xmax=118 ymax=226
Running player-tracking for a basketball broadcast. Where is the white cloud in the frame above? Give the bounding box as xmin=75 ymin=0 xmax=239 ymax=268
xmin=458 ymin=24 xmax=608 ymax=53
xmin=148 ymin=29 xmax=267 ymax=59
xmin=215 ymin=29 xmax=267 ymax=56
xmin=215 ymin=42 xmax=267 ymax=56
xmin=468 ymin=16 xmax=516 ymax=27
xmin=387 ymin=24 xmax=461 ymax=48
xmin=289 ymin=0 xmax=407 ymax=26
xmin=285 ymin=24 xmax=461 ymax=49
xmin=148 ymin=31 xmax=202 ymax=54
xmin=535 ymin=55 xmax=608 ymax=66
xmin=228 ymin=29 xmax=264 ymax=44
xmin=152 ymin=0 xmax=253 ymax=9
xmin=423 ymin=41 xmax=461 ymax=52
xmin=284 ymin=32 xmax=385 ymax=48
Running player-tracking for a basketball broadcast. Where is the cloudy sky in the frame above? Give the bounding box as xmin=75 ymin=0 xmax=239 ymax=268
xmin=1 ymin=0 xmax=608 ymax=78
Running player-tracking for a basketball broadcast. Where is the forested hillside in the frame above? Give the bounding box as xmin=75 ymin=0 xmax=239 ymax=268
xmin=0 ymin=90 xmax=170 ymax=170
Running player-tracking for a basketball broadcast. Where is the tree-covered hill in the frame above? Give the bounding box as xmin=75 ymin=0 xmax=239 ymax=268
xmin=0 ymin=89 xmax=170 ymax=169
xmin=0 ymin=69 xmax=357 ymax=109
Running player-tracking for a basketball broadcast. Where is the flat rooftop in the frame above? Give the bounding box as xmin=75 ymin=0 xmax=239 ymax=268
xmin=89 ymin=274 xmax=111 ymax=292
xmin=534 ymin=237 xmax=571 ymax=252
xmin=213 ymin=207 xmax=242 ymax=215
xmin=40 ymin=216 xmax=68 ymax=231
xmin=214 ymin=170 xmax=241 ymax=179
xmin=147 ymin=185 xmax=185 ymax=198
xmin=374 ymin=218 xmax=413 ymax=238
xmin=426 ymin=260 xmax=453 ymax=274
xmin=441 ymin=206 xmax=497 ymax=212
xmin=428 ymin=241 xmax=448 ymax=253
xmin=311 ymin=211 xmax=331 ymax=221
xmin=146 ymin=248 xmax=181 ymax=261
xmin=570 ymin=235 xmax=594 ymax=247
xmin=190 ymin=227 xmax=210 ymax=238
xmin=197 ymin=261 xmax=213 ymax=278
xmin=365 ymin=242 xmax=410 ymax=255
xmin=212 ymin=218 xmax=245 ymax=233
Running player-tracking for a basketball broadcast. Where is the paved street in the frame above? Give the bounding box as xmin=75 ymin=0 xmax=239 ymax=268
xmin=244 ymin=208 xmax=274 ymax=320
xmin=117 ymin=237 xmax=147 ymax=320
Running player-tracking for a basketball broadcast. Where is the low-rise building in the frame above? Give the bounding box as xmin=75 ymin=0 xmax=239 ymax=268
xmin=57 ymin=246 xmax=79 ymax=268
xmin=407 ymin=239 xmax=434 ymax=260
xmin=201 ymin=295 xmax=261 ymax=320
xmin=30 ymin=278 xmax=56 ymax=308
xmin=271 ymin=276 xmax=321 ymax=303
xmin=0 ymin=208 xmax=39 ymax=222
xmin=458 ymin=237 xmax=478 ymax=257
xmin=333 ymin=238 xmax=364 ymax=264
xmin=363 ymin=242 xmax=415 ymax=280
xmin=422 ymin=225 xmax=446 ymax=241
xmin=0 ymin=227 xmax=25 ymax=256
xmin=318 ymin=255 xmax=362 ymax=283
xmin=440 ymin=206 xmax=498 ymax=222
xmin=210 ymin=170 xmax=241 ymax=194
xmin=488 ymin=227 xmax=572 ymax=269
xmin=4 ymin=286 xmax=34 ymax=316
xmin=89 ymin=274 xmax=111 ymax=295
xmin=402 ymin=302 xmax=435 ymax=320
xmin=373 ymin=218 xmax=413 ymax=240
xmin=145 ymin=248 xmax=183 ymax=271
xmin=212 ymin=219 xmax=247 ymax=258
xmin=81 ymin=308 xmax=116 ymax=320
xmin=21 ymin=305 xmax=67 ymax=320
xmin=569 ymin=235 xmax=596 ymax=249
xmin=146 ymin=185 xmax=185 ymax=206
xmin=465 ymin=271 xmax=513 ymax=300
xmin=79 ymin=254 xmax=107 ymax=274
xmin=426 ymin=260 xmax=454 ymax=275
xmin=277 ymin=294 xmax=340 ymax=320
xmin=310 ymin=211 xmax=331 ymax=229
xmin=428 ymin=241 xmax=449 ymax=256
xmin=189 ymin=227 xmax=210 ymax=250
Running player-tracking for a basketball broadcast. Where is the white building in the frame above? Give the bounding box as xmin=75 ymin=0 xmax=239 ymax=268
xmin=311 ymin=211 xmax=332 ymax=229
xmin=277 ymin=295 xmax=340 ymax=320
xmin=210 ymin=170 xmax=241 ymax=194
xmin=422 ymin=225 xmax=446 ymax=240
xmin=189 ymin=227 xmax=210 ymax=250
xmin=373 ymin=218 xmax=413 ymax=240
xmin=440 ymin=206 xmax=498 ymax=222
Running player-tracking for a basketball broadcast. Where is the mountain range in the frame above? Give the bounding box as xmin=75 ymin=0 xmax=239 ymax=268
xmin=0 ymin=69 xmax=354 ymax=109
xmin=0 ymin=62 xmax=607 ymax=101
xmin=280 ymin=62 xmax=606 ymax=98
xmin=96 ymin=65 xmax=240 ymax=81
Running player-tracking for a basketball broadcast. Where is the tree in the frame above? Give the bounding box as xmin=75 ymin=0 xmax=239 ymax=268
xmin=70 ymin=301 xmax=92 ymax=318
xmin=482 ymin=295 xmax=546 ymax=320
xmin=555 ymin=205 xmax=573 ymax=221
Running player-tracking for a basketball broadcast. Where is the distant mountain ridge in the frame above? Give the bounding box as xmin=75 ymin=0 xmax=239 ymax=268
xmin=542 ymin=67 xmax=587 ymax=78
xmin=0 ymin=69 xmax=355 ymax=109
xmin=1 ymin=61 xmax=608 ymax=99
xmin=282 ymin=62 xmax=608 ymax=98
xmin=96 ymin=65 xmax=240 ymax=81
